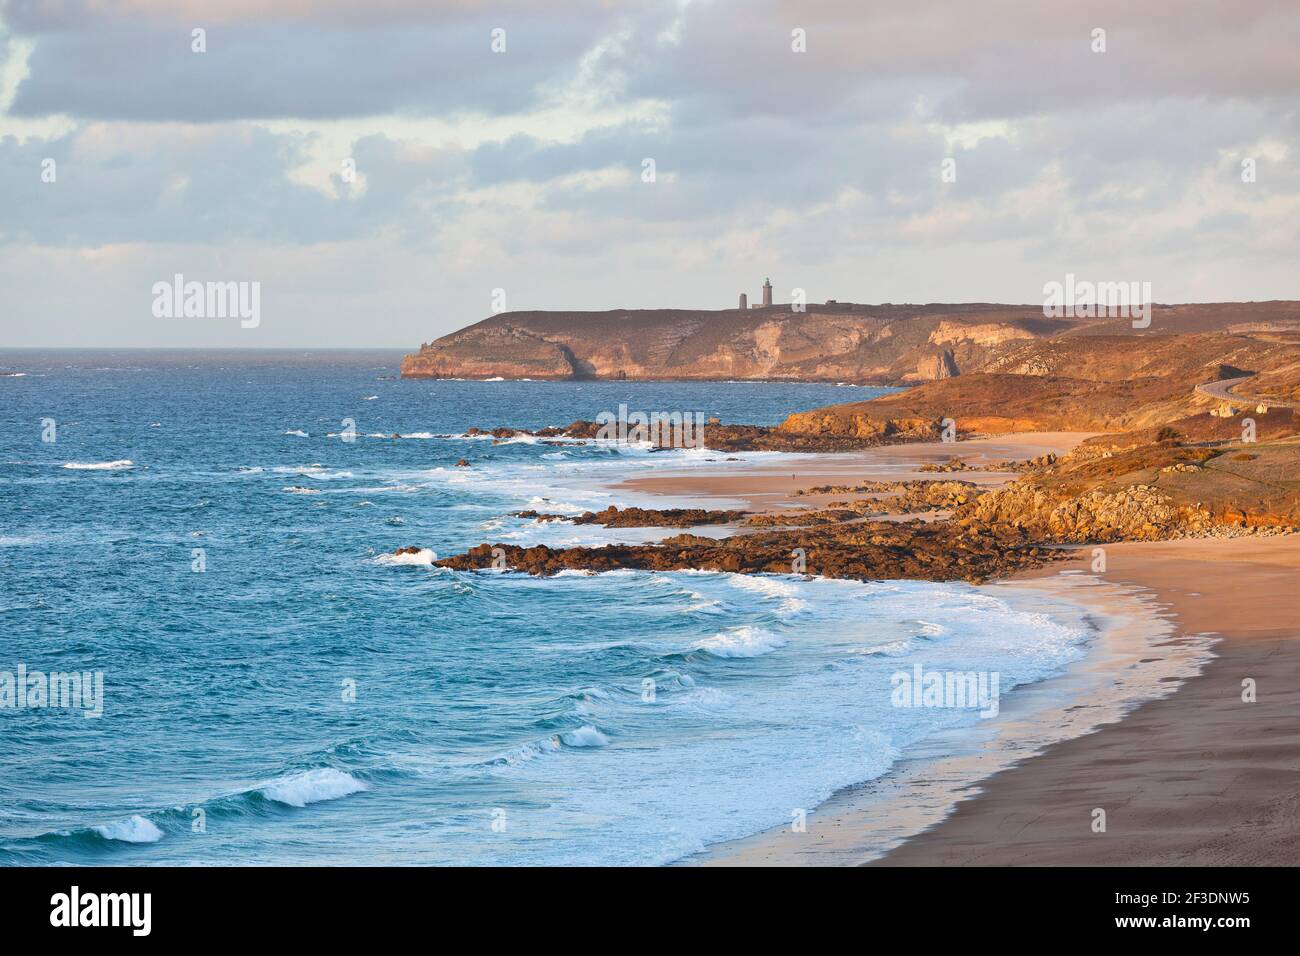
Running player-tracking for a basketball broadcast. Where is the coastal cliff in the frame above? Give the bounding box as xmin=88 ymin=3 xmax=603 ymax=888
xmin=402 ymin=301 xmax=1300 ymax=385
xmin=401 ymin=302 xmax=1070 ymax=383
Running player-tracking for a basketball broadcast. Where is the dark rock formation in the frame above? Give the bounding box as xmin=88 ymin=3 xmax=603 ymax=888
xmin=514 ymin=505 xmax=748 ymax=527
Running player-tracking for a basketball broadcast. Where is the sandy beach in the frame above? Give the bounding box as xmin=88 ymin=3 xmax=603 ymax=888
xmin=873 ymin=536 xmax=1300 ymax=866
xmin=624 ymin=434 xmax=1300 ymax=867
xmin=618 ymin=432 xmax=1096 ymax=513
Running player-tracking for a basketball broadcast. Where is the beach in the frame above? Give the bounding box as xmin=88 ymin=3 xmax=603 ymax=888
xmin=874 ymin=536 xmax=1300 ymax=866
xmin=618 ymin=432 xmax=1096 ymax=513
xmin=622 ymin=434 xmax=1300 ymax=867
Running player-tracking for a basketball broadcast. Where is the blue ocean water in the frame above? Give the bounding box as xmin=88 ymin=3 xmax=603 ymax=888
xmin=0 ymin=350 xmax=1093 ymax=865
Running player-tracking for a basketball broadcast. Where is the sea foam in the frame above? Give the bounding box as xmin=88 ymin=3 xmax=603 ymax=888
xmin=93 ymin=815 xmax=164 ymax=843
xmin=62 ymin=460 xmax=133 ymax=470
xmin=259 ymin=769 xmax=367 ymax=807
xmin=693 ymin=625 xmax=786 ymax=659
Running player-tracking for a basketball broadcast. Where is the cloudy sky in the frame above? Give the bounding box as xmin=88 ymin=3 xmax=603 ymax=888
xmin=2 ymin=0 xmax=1298 ymax=347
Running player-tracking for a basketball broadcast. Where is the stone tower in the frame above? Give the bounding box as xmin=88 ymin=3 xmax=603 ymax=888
xmin=739 ymin=293 xmax=747 ymax=310
xmin=762 ymin=277 xmax=772 ymax=307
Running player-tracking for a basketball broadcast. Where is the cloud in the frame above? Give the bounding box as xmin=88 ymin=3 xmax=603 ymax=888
xmin=3 ymin=0 xmax=630 ymax=120
xmin=0 ymin=0 xmax=1298 ymax=347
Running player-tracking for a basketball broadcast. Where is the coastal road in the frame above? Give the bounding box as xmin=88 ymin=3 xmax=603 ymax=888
xmin=1194 ymin=374 xmax=1298 ymax=408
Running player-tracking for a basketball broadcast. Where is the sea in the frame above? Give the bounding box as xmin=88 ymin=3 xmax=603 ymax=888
xmin=0 ymin=349 xmax=1101 ymax=865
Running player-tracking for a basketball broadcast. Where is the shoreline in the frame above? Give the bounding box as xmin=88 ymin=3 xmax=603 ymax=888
xmin=871 ymin=536 xmax=1300 ymax=866
xmin=610 ymin=433 xmax=1300 ymax=867
xmin=691 ymin=568 xmax=1215 ymax=866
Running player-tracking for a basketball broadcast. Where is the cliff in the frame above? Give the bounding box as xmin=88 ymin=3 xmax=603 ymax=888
xmin=402 ymin=302 xmax=1075 ymax=383
xmin=402 ymin=300 xmax=1300 ymax=385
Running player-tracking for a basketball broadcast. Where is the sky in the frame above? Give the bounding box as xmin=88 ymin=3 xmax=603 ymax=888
xmin=1 ymin=0 xmax=1298 ymax=348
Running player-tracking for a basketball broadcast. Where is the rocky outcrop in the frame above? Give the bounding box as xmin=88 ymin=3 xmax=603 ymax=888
xmin=776 ymin=409 xmax=938 ymax=441
xmin=793 ymin=479 xmax=982 ymax=511
xmin=433 ymin=521 xmax=1065 ymax=585
xmin=514 ymin=505 xmax=748 ymax=527
xmin=968 ymin=483 xmax=1213 ymax=542
xmin=917 ymin=348 xmax=958 ymax=380
xmin=459 ymin=418 xmax=945 ymax=453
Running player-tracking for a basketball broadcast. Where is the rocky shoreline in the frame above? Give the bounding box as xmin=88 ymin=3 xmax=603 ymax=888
xmin=463 ymin=416 xmax=943 ymax=453
xmin=410 ymin=415 xmax=1300 ymax=584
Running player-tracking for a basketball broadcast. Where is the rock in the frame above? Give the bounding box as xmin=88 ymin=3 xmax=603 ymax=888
xmin=514 ymin=505 xmax=747 ymax=528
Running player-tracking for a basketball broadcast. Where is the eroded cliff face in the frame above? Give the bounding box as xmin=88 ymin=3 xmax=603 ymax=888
xmin=403 ymin=301 xmax=1300 ymax=398
xmin=401 ymin=303 xmax=1061 ymax=382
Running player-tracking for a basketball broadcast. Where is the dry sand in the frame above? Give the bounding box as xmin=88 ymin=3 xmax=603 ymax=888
xmin=618 ymin=432 xmax=1095 ymax=513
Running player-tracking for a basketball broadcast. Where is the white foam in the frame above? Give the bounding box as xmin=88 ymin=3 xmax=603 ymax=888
xmin=693 ymin=625 xmax=786 ymax=659
xmin=727 ymin=575 xmax=809 ymax=617
xmin=559 ymin=725 xmax=609 ymax=748
xmin=93 ymin=814 xmax=164 ymax=843
xmin=375 ymin=548 xmax=437 ymax=566
xmin=283 ymin=429 xmax=309 ymax=437
xmin=62 ymin=460 xmax=133 ymax=470
xmin=259 ymin=768 xmax=367 ymax=807
xmin=849 ymin=639 xmax=912 ymax=656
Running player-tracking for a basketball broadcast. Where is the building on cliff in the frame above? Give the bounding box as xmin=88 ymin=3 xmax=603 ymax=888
xmin=736 ymin=279 xmax=773 ymax=309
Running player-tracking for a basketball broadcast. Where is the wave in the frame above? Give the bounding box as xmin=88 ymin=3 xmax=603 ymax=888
xmin=258 ymin=768 xmax=367 ymax=807
xmin=271 ymin=465 xmax=352 ymax=480
xmin=559 ymin=725 xmax=609 ymax=748
xmin=726 ymin=575 xmax=809 ymax=617
xmin=283 ymin=429 xmax=309 ymax=437
xmin=374 ymin=548 xmax=437 ymax=566
xmin=62 ymin=460 xmax=133 ymax=470
xmin=692 ymin=625 xmax=786 ymax=659
xmin=92 ymin=814 xmax=164 ymax=843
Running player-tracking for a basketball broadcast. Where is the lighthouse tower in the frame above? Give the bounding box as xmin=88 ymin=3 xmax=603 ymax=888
xmin=761 ymin=277 xmax=772 ymax=307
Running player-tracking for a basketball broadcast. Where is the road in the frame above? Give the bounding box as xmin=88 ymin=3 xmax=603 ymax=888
xmin=1194 ymin=375 xmax=1297 ymax=409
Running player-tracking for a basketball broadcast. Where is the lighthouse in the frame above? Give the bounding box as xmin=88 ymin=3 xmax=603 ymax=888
xmin=761 ymin=277 xmax=772 ymax=307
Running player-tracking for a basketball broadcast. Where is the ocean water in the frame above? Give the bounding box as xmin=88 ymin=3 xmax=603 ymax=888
xmin=0 ymin=350 xmax=1095 ymax=866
